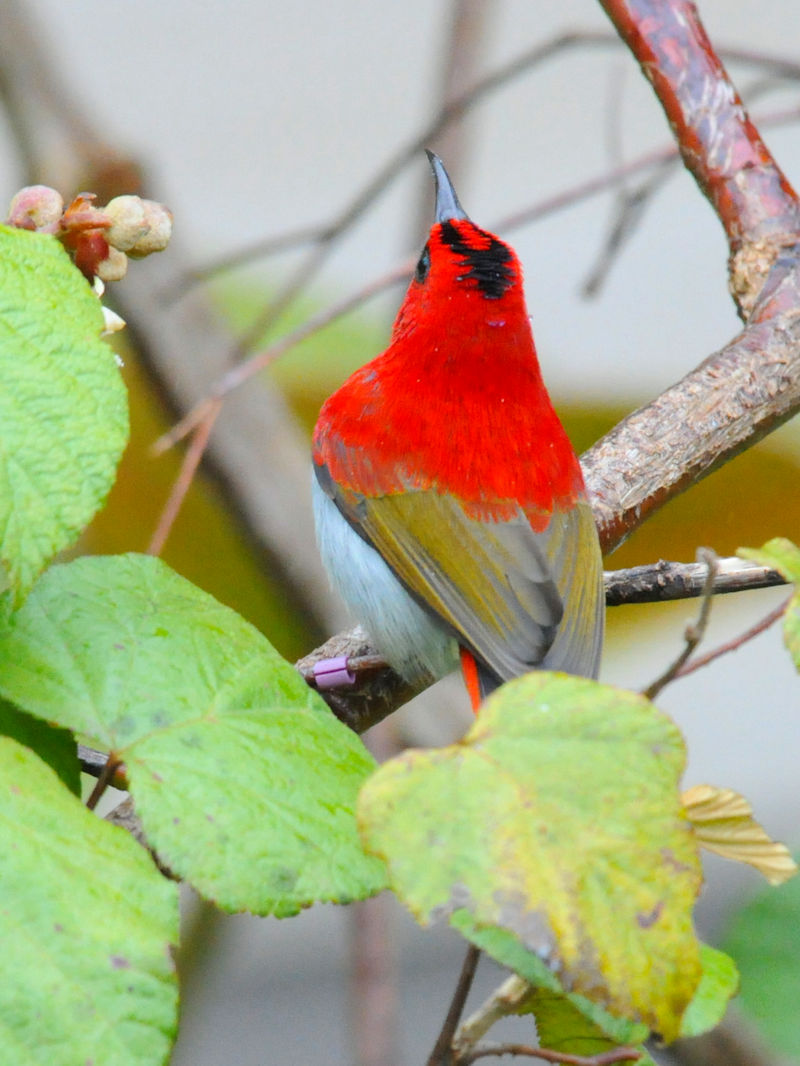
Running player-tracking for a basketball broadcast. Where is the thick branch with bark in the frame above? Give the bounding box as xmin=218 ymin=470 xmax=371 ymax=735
xmin=600 ymin=0 xmax=800 ymax=269
xmin=583 ymin=303 xmax=800 ymax=552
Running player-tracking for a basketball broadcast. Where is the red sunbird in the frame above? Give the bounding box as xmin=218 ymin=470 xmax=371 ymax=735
xmin=312 ymin=152 xmax=604 ymax=708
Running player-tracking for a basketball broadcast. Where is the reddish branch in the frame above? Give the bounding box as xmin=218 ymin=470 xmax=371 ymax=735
xmin=600 ymin=0 xmax=800 ymax=253
xmin=459 ymin=1043 xmax=642 ymax=1065
xmin=675 ymin=593 xmax=791 ymax=680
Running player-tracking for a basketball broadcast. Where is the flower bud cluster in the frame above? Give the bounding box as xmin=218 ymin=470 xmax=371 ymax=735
xmin=5 ymin=186 xmax=172 ymax=283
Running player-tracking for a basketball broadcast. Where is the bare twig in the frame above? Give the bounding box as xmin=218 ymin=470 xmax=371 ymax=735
xmin=85 ymin=753 xmax=121 ymax=811
xmin=174 ymin=222 xmax=325 ymax=295
xmin=147 ymin=397 xmax=222 ymax=555
xmin=581 ymin=157 xmax=676 ymax=297
xmin=452 ymin=974 xmax=534 ymax=1060
xmin=674 ymin=593 xmax=791 ymax=681
xmin=179 ymin=35 xmax=800 ymax=290
xmin=427 ymin=945 xmax=482 ymax=1066
xmin=642 ymin=550 xmax=719 ymax=700
xmin=152 ymin=259 xmax=412 ymax=454
xmin=459 ymin=1044 xmax=641 ymax=1066
xmin=603 ymin=556 xmax=786 ymax=605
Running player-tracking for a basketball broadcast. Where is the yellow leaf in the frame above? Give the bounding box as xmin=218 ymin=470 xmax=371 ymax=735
xmin=682 ymin=785 xmax=798 ymax=886
xmin=360 ymin=673 xmax=703 ymax=1041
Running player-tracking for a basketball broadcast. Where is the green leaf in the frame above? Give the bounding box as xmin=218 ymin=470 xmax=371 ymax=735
xmin=740 ymin=537 xmax=800 ymax=584
xmin=0 ymin=736 xmax=178 ymax=1065
xmin=739 ymin=539 xmax=800 ymax=668
xmin=678 ymin=943 xmax=738 ymax=1039
xmin=0 ymin=226 xmax=128 ymax=602
xmin=0 ymin=553 xmax=386 ymax=915
xmin=722 ymin=861 xmax=800 ymax=1060
xmin=0 ymin=696 xmax=79 ymax=794
xmin=359 ymin=672 xmax=703 ymax=1040
xmin=521 ymin=988 xmax=654 ymax=1064
xmin=459 ymin=920 xmax=651 ymax=1055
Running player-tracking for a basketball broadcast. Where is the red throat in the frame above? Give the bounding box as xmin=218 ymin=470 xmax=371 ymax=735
xmin=313 ymin=219 xmax=586 ymax=524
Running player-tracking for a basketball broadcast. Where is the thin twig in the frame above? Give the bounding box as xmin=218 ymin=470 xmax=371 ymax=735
xmin=459 ymin=1042 xmax=641 ymax=1066
xmin=603 ymin=556 xmax=785 ymax=605
xmin=85 ymin=754 xmax=120 ymax=811
xmin=177 ymin=36 xmax=800 ymax=289
xmin=178 ymin=31 xmax=616 ymax=292
xmin=173 ymin=222 xmax=326 ymax=296
xmin=642 ymin=549 xmax=719 ymax=700
xmin=674 ymin=593 xmax=791 ymax=680
xmin=427 ymin=945 xmax=482 ymax=1066
xmin=152 ymin=260 xmax=412 ymax=453
xmin=147 ymin=397 xmax=223 ymax=555
xmin=153 ymin=101 xmax=800 ymax=461
xmin=453 ymin=974 xmax=534 ymax=1058
xmin=581 ymin=157 xmax=676 ymax=297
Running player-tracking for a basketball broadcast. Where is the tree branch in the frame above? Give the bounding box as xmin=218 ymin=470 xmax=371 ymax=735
xmin=292 ymin=556 xmax=787 ymax=733
xmin=599 ymin=0 xmax=800 ymax=317
xmin=459 ymin=1044 xmax=641 ymax=1066
xmin=427 ymin=945 xmax=482 ymax=1066
xmin=674 ymin=593 xmax=791 ymax=681
xmin=642 ymin=549 xmax=718 ymax=700
xmin=603 ymin=555 xmax=785 ymax=605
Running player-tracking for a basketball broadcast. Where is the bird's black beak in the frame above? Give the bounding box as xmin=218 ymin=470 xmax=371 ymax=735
xmin=426 ymin=150 xmax=470 ymax=224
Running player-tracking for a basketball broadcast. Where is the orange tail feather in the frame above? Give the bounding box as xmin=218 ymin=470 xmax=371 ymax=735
xmin=460 ymin=647 xmax=482 ymax=714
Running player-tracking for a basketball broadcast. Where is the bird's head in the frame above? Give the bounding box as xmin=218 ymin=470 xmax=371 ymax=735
xmin=393 ymin=153 xmax=527 ymax=339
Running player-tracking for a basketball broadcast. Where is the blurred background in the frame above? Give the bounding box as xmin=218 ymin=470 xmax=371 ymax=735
xmin=1 ymin=0 xmax=799 ymax=1063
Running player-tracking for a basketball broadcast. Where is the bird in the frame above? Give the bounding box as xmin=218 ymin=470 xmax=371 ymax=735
xmin=312 ymin=152 xmax=604 ymax=709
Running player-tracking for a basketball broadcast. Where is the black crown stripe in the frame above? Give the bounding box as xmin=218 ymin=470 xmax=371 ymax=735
xmin=438 ymin=220 xmax=515 ymax=300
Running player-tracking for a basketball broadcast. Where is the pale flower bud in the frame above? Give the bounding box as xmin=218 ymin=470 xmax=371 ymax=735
xmin=95 ymin=246 xmax=128 ymax=282
xmin=104 ymin=195 xmax=172 ymax=257
xmin=7 ymin=185 xmax=64 ymax=231
xmin=128 ymin=200 xmax=172 ymax=257
xmin=103 ymin=195 xmax=148 ymax=251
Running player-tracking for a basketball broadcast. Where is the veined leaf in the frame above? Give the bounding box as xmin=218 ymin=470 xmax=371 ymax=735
xmin=0 ymin=553 xmax=386 ymax=915
xmin=0 ymin=736 xmax=178 ymax=1065
xmin=0 ymin=226 xmax=127 ymax=602
xmin=359 ymin=672 xmax=703 ymax=1040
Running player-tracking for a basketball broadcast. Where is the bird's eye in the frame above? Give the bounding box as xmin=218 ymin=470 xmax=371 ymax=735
xmin=414 ymin=245 xmax=431 ymax=284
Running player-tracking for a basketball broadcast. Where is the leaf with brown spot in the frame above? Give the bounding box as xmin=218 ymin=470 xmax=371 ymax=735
xmin=358 ymin=672 xmax=703 ymax=1040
